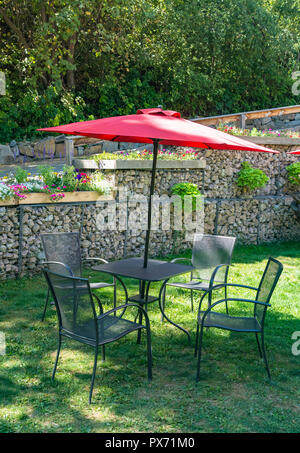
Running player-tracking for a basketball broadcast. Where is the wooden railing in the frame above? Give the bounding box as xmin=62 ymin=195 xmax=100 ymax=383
xmin=191 ymin=104 xmax=300 ymax=128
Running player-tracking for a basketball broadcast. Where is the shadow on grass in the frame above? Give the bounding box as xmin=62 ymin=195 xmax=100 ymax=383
xmin=0 ymin=242 xmax=300 ymax=432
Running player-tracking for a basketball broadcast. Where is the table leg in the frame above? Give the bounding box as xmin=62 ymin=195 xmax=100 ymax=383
xmin=158 ymin=279 xmax=191 ymax=345
xmin=137 ymin=280 xmax=151 ymax=344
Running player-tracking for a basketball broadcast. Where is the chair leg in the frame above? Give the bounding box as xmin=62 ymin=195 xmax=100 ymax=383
xmin=145 ymin=327 xmax=152 ymax=381
xmin=194 ymin=322 xmax=200 ymax=358
xmin=225 ymin=285 xmax=229 ymax=315
xmin=191 ymin=290 xmax=194 ymax=312
xmin=161 ymin=285 xmax=166 ymax=323
xmin=42 ymin=288 xmax=50 ymax=322
xmin=52 ymin=334 xmax=62 ymax=381
xmin=113 ymin=277 xmax=117 ymax=317
xmin=255 ymin=333 xmax=263 ymax=358
xmin=89 ymin=346 xmax=99 ymax=404
xmin=101 ymin=345 xmax=105 ymax=363
xmin=260 ymin=331 xmax=271 ymax=380
xmin=196 ymin=325 xmax=204 ymax=383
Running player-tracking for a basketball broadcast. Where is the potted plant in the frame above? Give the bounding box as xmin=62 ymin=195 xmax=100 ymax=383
xmin=236 ymin=161 xmax=269 ymax=196
xmin=286 ymin=162 xmax=300 ymax=219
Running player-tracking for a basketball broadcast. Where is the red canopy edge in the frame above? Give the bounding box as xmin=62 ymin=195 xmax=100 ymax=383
xmin=37 ymin=109 xmax=280 ymax=154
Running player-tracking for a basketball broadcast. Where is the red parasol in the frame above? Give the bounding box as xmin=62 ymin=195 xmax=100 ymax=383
xmin=38 ymin=108 xmax=279 ymax=268
xmin=38 ymin=108 xmax=279 ymax=152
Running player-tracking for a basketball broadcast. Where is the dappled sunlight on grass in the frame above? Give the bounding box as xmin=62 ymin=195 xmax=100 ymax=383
xmin=0 ymin=241 xmax=299 ymax=432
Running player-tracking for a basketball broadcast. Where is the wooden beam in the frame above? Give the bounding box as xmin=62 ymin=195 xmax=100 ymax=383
xmin=191 ymin=104 xmax=300 ymax=126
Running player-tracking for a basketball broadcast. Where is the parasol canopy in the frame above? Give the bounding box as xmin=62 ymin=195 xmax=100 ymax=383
xmin=38 ymin=108 xmax=279 ymax=153
xmin=38 ymin=108 xmax=279 ymax=269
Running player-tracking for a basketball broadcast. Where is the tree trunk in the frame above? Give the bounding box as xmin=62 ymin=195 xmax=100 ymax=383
xmin=66 ymin=33 xmax=77 ymax=90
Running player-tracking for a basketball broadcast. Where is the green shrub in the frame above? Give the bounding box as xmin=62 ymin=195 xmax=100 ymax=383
xmin=14 ymin=167 xmax=28 ymax=184
xmin=237 ymin=162 xmax=269 ymax=191
xmin=286 ymin=162 xmax=300 ymax=186
xmin=37 ymin=165 xmax=61 ymax=188
xmin=61 ymin=165 xmax=78 ymax=192
xmin=171 ymin=182 xmax=202 ymax=211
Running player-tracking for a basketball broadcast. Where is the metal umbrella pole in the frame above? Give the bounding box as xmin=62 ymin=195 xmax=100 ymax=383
xmin=143 ymin=138 xmax=159 ymax=269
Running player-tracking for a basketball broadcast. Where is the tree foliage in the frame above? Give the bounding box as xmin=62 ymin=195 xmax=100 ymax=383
xmin=0 ymin=0 xmax=298 ymax=142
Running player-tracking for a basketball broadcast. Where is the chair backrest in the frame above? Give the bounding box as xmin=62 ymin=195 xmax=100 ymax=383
xmin=255 ymin=257 xmax=283 ymax=324
xmin=44 ymin=269 xmax=98 ymax=342
xmin=41 ymin=232 xmax=82 ymax=277
xmin=192 ymin=234 xmax=236 ymax=280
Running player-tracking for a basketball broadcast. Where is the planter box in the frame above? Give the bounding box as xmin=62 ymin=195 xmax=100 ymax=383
xmin=73 ymin=158 xmax=206 ymax=170
xmin=19 ymin=191 xmax=114 ymax=204
xmin=239 ymin=136 xmax=300 ymax=146
xmin=0 ymin=198 xmax=18 ymax=207
xmin=0 ymin=192 xmax=114 ymax=206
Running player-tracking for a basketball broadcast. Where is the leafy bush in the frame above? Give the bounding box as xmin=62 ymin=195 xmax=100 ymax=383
xmin=286 ymin=162 xmax=300 ymax=186
xmin=37 ymin=165 xmax=61 ymax=188
xmin=237 ymin=162 xmax=269 ymax=191
xmin=171 ymin=182 xmax=202 ymax=211
xmin=0 ymin=1 xmax=297 ymax=143
xmin=15 ymin=167 xmax=28 ymax=184
xmin=0 ymin=87 xmax=87 ymax=143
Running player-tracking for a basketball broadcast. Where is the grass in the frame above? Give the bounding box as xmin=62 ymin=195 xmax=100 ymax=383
xmin=0 ymin=242 xmax=299 ymax=433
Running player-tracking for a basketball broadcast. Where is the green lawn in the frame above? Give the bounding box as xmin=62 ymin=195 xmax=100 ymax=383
xmin=0 ymin=242 xmax=299 ymax=433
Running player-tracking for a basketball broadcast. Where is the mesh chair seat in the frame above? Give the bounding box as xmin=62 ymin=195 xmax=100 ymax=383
xmin=62 ymin=315 xmax=143 ymax=346
xmin=168 ymin=280 xmax=223 ymax=291
xmin=198 ymin=310 xmax=261 ymax=332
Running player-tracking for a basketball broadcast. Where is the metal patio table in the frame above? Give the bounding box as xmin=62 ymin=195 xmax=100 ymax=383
xmin=92 ymin=257 xmax=194 ymax=344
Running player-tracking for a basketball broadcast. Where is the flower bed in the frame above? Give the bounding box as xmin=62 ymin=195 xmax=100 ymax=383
xmin=216 ymin=125 xmax=300 ymax=138
xmin=74 ymin=149 xmax=206 ymax=171
xmin=91 ymin=149 xmax=202 ymax=162
xmin=0 ymin=165 xmax=113 ymax=205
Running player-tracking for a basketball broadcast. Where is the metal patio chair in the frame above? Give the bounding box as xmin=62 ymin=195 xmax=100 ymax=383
xmin=40 ymin=232 xmax=116 ymax=321
xmin=195 ymin=257 xmax=283 ymax=381
xmin=164 ymin=234 xmax=236 ymax=313
xmin=44 ymin=269 xmax=152 ymax=403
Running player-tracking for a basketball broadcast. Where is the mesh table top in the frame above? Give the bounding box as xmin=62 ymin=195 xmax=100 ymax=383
xmin=92 ymin=257 xmax=194 ymax=282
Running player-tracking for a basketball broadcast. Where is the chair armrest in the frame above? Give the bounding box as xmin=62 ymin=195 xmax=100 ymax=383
xmin=170 ymin=257 xmax=192 ymax=264
xmin=197 ymin=282 xmax=259 ymax=313
xmin=92 ymin=293 xmax=104 ymax=315
xmin=199 ymin=297 xmax=271 ymax=324
xmin=197 ymin=284 xmax=226 ymax=312
xmin=83 ymin=258 xmax=116 ymax=286
xmin=82 ymin=257 xmax=109 ymax=264
xmin=41 ymin=261 xmax=74 ymax=276
xmin=221 ymin=283 xmax=258 ymax=291
xmin=97 ymin=303 xmax=150 ymax=328
xmin=210 ymin=263 xmax=232 ymax=285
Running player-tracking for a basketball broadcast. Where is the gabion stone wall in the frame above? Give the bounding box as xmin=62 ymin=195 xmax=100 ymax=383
xmin=0 ymin=148 xmax=299 ymax=280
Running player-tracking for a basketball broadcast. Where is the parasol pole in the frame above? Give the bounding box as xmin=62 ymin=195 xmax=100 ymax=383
xmin=143 ymin=138 xmax=159 ymax=268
